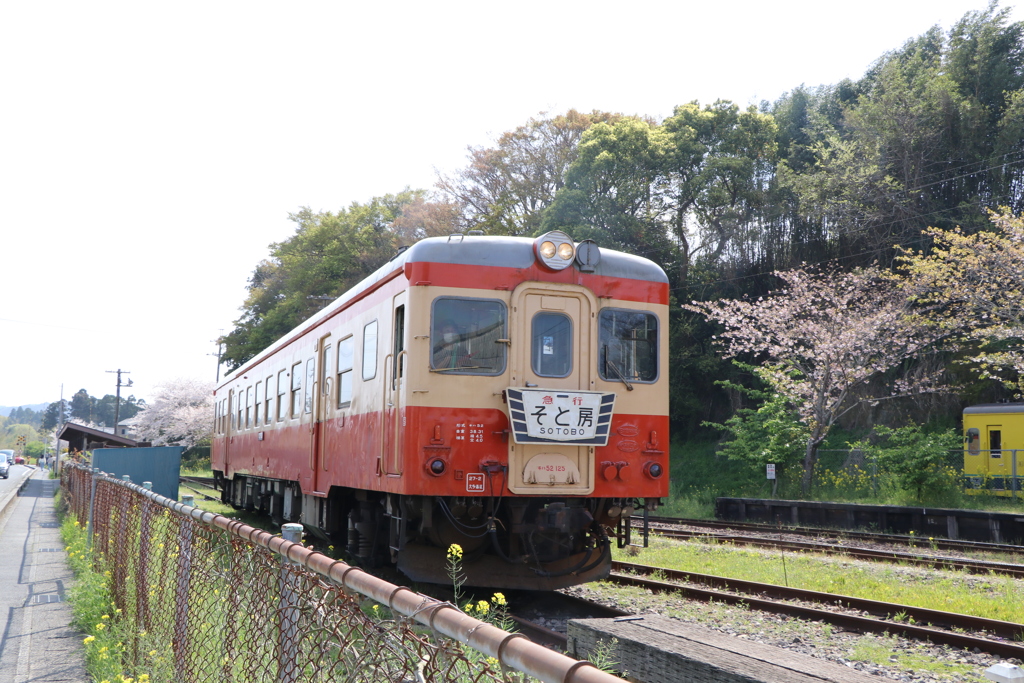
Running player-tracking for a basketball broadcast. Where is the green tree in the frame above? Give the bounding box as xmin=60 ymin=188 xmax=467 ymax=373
xmin=41 ymin=400 xmax=70 ymax=432
xmin=851 ymin=425 xmax=961 ymax=503
xmin=69 ymin=389 xmax=95 ymax=424
xmin=543 ymin=116 xmax=675 ymax=264
xmin=659 ymin=101 xmax=779 ymax=285
xmin=703 ymin=365 xmax=809 ymax=491
xmin=95 ymin=394 xmax=143 ymax=428
xmin=438 ymin=110 xmax=620 ymax=236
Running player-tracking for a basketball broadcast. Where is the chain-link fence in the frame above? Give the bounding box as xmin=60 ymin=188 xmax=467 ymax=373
xmin=61 ymin=465 xmax=623 ymax=683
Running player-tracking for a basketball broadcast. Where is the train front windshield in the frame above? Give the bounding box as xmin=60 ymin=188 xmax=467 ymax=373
xmin=430 ymin=297 xmax=507 ymax=374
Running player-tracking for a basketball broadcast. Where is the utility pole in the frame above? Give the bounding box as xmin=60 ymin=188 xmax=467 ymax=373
xmin=106 ymin=369 xmax=132 ymax=435
xmin=211 ymin=334 xmax=224 ymax=382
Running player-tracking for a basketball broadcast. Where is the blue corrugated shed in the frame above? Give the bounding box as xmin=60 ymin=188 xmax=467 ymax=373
xmin=92 ymin=447 xmax=183 ymax=501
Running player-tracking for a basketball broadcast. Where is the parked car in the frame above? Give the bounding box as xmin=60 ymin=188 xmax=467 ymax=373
xmin=14 ymin=455 xmax=24 ymax=465
xmin=0 ymin=449 xmax=13 ymax=465
xmin=0 ymin=459 xmax=8 ymax=479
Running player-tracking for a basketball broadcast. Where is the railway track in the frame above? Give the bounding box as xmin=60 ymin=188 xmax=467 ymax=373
xmin=607 ymin=560 xmax=1024 ymax=659
xmin=639 ymin=515 xmax=1024 ymax=556
xmin=509 ymin=591 xmax=629 ymax=650
xmin=179 ymin=476 xmax=220 ymax=502
xmin=636 ymin=523 xmax=1024 ymax=578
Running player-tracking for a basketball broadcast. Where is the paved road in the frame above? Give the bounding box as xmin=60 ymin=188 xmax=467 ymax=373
xmin=0 ymin=468 xmax=88 ymax=682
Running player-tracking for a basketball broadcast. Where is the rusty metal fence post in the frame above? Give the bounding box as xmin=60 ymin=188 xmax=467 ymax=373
xmin=173 ymin=507 xmax=194 ymax=680
xmin=279 ymin=523 xmax=303 ymax=683
xmin=86 ymin=468 xmax=99 ymax=550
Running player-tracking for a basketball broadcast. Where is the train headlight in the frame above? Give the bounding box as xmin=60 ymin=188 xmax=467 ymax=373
xmin=645 ymin=462 xmax=664 ymax=479
xmin=428 ymin=459 xmax=447 ymax=476
xmin=534 ymin=231 xmax=575 ymax=271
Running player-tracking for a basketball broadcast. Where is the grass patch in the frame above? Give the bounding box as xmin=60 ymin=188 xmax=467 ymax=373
xmin=613 ymin=537 xmax=1024 ymax=624
xmin=851 ymin=634 xmax=975 ymax=676
xmin=62 ymin=512 xmax=165 ymax=683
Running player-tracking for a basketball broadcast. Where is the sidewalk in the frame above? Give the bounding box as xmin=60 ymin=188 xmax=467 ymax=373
xmin=0 ymin=468 xmax=88 ymax=682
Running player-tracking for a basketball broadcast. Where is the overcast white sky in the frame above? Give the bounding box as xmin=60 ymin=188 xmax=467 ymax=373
xmin=0 ymin=0 xmax=1014 ymax=410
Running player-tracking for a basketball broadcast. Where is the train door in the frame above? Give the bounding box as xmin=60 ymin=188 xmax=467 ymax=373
xmin=312 ymin=333 xmax=333 ymax=493
xmin=224 ymin=389 xmax=235 ymax=472
xmin=508 ymin=285 xmax=596 ymax=494
xmin=987 ymin=425 xmax=1008 ymax=489
xmin=383 ymin=293 xmax=407 ymax=476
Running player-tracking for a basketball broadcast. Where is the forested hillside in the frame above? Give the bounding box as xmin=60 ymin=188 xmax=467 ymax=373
xmin=221 ymin=4 xmax=1024 ymax=441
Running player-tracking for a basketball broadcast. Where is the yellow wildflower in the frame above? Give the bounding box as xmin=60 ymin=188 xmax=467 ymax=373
xmin=83 ymin=636 xmax=96 ymax=644
xmin=491 ymin=592 xmax=506 ymax=606
xmin=476 ymin=600 xmax=489 ymax=615
xmin=446 ymin=544 xmax=463 ymax=560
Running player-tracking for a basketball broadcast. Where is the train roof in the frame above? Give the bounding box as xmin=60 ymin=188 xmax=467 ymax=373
xmin=963 ymin=403 xmax=1024 ymax=415
xmin=403 ymin=234 xmax=669 ymax=283
xmin=219 ymin=233 xmax=668 ymax=387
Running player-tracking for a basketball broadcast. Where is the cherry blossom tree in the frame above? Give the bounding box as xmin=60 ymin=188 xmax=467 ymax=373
xmin=129 ymin=378 xmax=214 ymax=450
xmin=899 ymin=210 xmax=1024 ymax=394
xmin=685 ymin=267 xmax=950 ymax=494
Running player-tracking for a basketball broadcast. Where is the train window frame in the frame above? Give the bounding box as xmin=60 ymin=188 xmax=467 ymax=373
xmin=276 ymin=369 xmax=288 ymax=422
xmin=337 ymin=335 xmax=354 ymax=408
xmin=531 ymin=312 xmax=573 ymax=378
xmin=363 ymin=320 xmax=378 ymax=381
xmin=429 ymin=296 xmax=508 ymax=376
xmin=597 ymin=308 xmax=660 ymax=384
xmin=254 ymin=381 xmax=263 ymax=427
xmin=291 ymin=362 xmax=303 ymax=418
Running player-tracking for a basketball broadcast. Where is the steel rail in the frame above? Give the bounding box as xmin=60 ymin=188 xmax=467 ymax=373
xmin=610 ymin=561 xmax=1024 ymax=659
xmin=643 ymin=527 xmax=1024 ymax=578
xmin=128 ymin=479 xmax=625 ymax=683
xmin=639 ymin=516 xmax=1024 ymax=555
xmin=509 ymin=615 xmax=570 ymax=650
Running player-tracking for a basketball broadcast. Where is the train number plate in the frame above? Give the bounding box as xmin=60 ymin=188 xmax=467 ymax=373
xmin=505 ymin=388 xmax=615 ymax=445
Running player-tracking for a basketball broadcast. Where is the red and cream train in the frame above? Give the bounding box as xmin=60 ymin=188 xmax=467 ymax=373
xmin=211 ymin=230 xmax=669 ymax=589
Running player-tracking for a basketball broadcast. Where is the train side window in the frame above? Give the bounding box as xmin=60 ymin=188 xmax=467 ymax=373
xmin=291 ymin=362 xmax=303 ymax=417
xmin=254 ymin=382 xmax=262 ymax=427
xmin=393 ymin=304 xmax=405 ymax=382
xmin=338 ymin=336 xmax=354 ymax=407
xmin=277 ymin=370 xmax=288 ymax=421
xmin=363 ymin=320 xmax=378 ymax=381
xmin=265 ymin=374 xmax=274 ymax=424
xmin=990 ymin=429 xmax=1002 ymax=457
xmin=430 ymin=297 xmax=507 ymax=375
xmin=531 ymin=312 xmax=572 ymax=378
xmin=236 ymin=391 xmax=242 ymax=430
xmin=245 ymin=386 xmax=253 ymax=429
xmin=304 ymin=357 xmax=315 ymax=414
xmin=598 ymin=309 xmax=659 ymax=383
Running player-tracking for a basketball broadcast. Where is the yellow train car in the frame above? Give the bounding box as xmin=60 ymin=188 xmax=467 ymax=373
xmin=963 ymin=403 xmax=1024 ymax=495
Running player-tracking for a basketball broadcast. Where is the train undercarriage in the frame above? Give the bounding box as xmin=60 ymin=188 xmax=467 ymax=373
xmin=216 ymin=472 xmax=654 ymax=590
